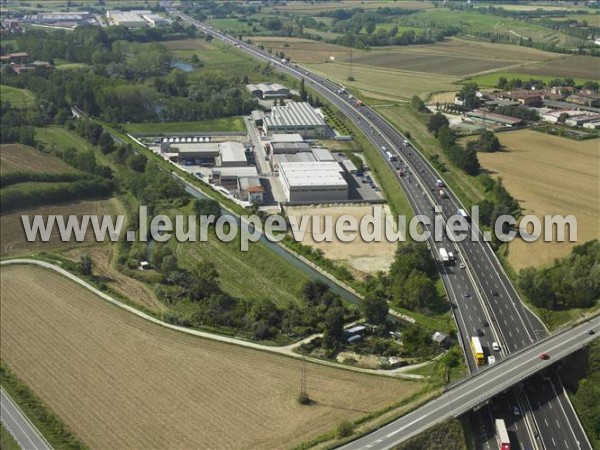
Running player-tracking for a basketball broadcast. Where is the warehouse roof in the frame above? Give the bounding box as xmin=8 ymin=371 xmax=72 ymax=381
xmin=238 ymin=176 xmax=264 ymax=193
xmin=271 ymin=142 xmax=311 ymax=154
xmin=270 ymin=133 xmax=304 ymax=143
xmin=175 ymin=143 xmax=220 ymax=154
xmin=273 ymin=152 xmax=316 ymax=165
xmin=219 ymin=141 xmax=247 ymax=164
xmin=213 ymin=166 xmax=258 ymax=177
xmin=246 ymin=83 xmax=289 ymax=96
xmin=265 ymin=102 xmax=326 ymax=128
xmin=279 ymin=161 xmax=346 ymax=188
xmin=312 ymin=147 xmax=334 ymax=161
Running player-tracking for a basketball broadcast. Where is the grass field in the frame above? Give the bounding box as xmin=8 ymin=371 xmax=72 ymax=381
xmin=285 ymin=205 xmax=398 ymax=275
xmin=347 ymin=38 xmax=559 ymax=77
xmin=408 ymin=9 xmax=582 ymax=48
xmin=466 ymin=130 xmax=600 ymax=270
xmin=171 ymin=229 xmax=310 ymax=308
xmin=308 ymin=62 xmax=457 ymax=101
xmin=0 ymin=265 xmax=421 ymax=449
xmin=250 ymin=36 xmax=361 ymax=64
xmin=0 ymin=199 xmax=121 ymax=258
xmin=273 ymin=1 xmax=432 ymax=13
xmin=466 ymin=70 xmax=595 ymax=88
xmin=515 ymin=55 xmax=600 ymax=82
xmin=125 ymin=117 xmax=246 ymax=134
xmin=0 ymin=85 xmax=35 ymax=108
xmin=0 ymin=144 xmax=78 ymax=175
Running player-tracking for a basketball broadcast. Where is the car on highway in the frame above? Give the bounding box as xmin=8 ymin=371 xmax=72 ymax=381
xmin=588 ymin=329 xmax=595 ymax=335
xmin=463 ymin=292 xmax=471 ymax=298
xmin=482 ymin=321 xmax=489 ymax=327
xmin=475 ymin=329 xmax=484 ymax=337
xmin=492 ymin=342 xmax=501 ymax=351
xmin=459 ymin=263 xmax=465 ymax=269
xmin=488 ymin=356 xmax=496 ymax=365
xmin=513 ymin=406 xmax=520 ymax=416
xmin=539 ymin=352 xmax=550 ymax=360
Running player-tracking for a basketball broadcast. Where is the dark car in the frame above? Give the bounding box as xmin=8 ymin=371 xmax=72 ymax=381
xmin=588 ymin=329 xmax=596 ymax=335
xmin=475 ymin=329 xmax=484 ymax=337
xmin=483 ymin=321 xmax=490 ymax=327
xmin=539 ymin=352 xmax=550 ymax=360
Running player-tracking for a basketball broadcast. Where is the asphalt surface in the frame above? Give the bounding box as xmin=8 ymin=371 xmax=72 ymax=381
xmin=336 ymin=317 xmax=599 ymax=450
xmin=171 ymin=12 xmax=592 ymax=450
xmin=1 ymin=388 xmax=52 ymax=450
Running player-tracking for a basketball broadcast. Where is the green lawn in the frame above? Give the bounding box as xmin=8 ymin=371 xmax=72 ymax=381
xmin=206 ymin=18 xmax=263 ymax=34
xmin=125 ymin=117 xmax=246 ymax=134
xmin=0 ymin=85 xmax=35 ymax=108
xmin=464 ymin=71 xmax=595 ymax=87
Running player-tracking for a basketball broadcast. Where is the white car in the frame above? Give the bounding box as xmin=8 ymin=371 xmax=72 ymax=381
xmin=459 ymin=263 xmax=465 ymax=269
xmin=492 ymin=342 xmax=501 ymax=352
xmin=488 ymin=356 xmax=496 ymax=365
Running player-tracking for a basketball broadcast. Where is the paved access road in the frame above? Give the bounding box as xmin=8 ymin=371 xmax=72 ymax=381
xmin=1 ymin=388 xmax=52 ymax=450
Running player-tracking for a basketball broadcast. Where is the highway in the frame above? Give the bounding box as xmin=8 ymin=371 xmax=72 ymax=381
xmin=337 ymin=318 xmax=599 ymax=450
xmin=172 ymin=11 xmax=591 ymax=450
xmin=1 ymin=388 xmax=52 ymax=450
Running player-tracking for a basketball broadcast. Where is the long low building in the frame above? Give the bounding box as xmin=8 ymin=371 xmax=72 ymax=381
xmin=279 ymin=161 xmax=347 ymax=203
xmin=264 ymin=102 xmax=327 ymax=138
xmin=246 ymin=83 xmax=289 ymax=99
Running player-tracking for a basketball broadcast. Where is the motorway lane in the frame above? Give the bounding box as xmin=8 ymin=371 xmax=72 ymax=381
xmin=171 ymin=13 xmax=590 ymax=450
xmin=336 ymin=317 xmax=599 ymax=450
xmin=1 ymin=388 xmax=52 ymax=450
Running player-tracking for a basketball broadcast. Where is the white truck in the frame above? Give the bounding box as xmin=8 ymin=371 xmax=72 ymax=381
xmin=439 ymin=248 xmax=450 ymax=264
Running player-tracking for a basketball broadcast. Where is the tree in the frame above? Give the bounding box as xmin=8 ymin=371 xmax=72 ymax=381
xmin=476 ymin=130 xmax=501 ymax=152
xmin=98 ymin=131 xmax=114 ymax=155
xmin=411 ymin=95 xmax=427 ymax=113
xmin=324 ymin=307 xmax=345 ymax=342
xmin=360 ymin=292 xmax=388 ymax=325
xmin=427 ymin=113 xmax=449 ymax=136
xmin=193 ymin=198 xmax=221 ymax=218
xmin=80 ymin=254 xmax=93 ymax=276
xmin=189 ymin=261 xmax=221 ymax=302
xmin=364 ymin=21 xmax=376 ymax=34
xmin=299 ymin=78 xmax=307 ymax=101
xmin=458 ymin=82 xmax=479 ymax=110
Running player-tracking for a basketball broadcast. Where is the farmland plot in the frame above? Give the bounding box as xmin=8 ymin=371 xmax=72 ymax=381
xmin=0 ymin=265 xmax=421 ymax=450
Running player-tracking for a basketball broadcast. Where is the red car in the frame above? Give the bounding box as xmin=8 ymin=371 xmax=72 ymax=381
xmin=539 ymin=352 xmax=550 ymax=360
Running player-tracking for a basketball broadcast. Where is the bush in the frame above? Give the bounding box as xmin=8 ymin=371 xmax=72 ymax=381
xmin=335 ymin=420 xmax=355 ymax=439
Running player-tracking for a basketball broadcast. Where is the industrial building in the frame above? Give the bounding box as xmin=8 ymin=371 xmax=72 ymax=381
xmin=263 ymin=102 xmax=327 ymax=138
xmin=311 ymin=147 xmax=335 ymax=162
xmin=246 ymin=83 xmax=289 ymax=99
xmin=174 ymin=142 xmax=220 ymax=163
xmin=142 ymin=13 xmax=170 ymax=27
xmin=465 ymin=110 xmax=524 ymax=127
xmin=238 ymin=177 xmax=264 ymax=203
xmin=217 ymin=141 xmax=247 ymax=167
xmin=278 ymin=161 xmax=348 ymax=203
xmin=107 ymin=10 xmax=149 ymax=27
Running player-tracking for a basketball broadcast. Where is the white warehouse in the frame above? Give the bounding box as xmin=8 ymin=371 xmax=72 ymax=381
xmin=264 ymin=102 xmax=327 ymax=138
xmin=279 ymin=161 xmax=348 ymax=203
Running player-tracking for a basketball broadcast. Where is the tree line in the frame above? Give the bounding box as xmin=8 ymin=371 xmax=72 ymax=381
xmin=519 ymin=240 xmax=600 ymax=310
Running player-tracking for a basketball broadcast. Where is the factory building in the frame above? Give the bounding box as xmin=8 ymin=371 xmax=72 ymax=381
xmin=107 ymin=10 xmax=148 ymax=27
xmin=217 ymin=141 xmax=247 ymax=167
xmin=238 ymin=177 xmax=264 ymax=203
xmin=142 ymin=13 xmax=170 ymax=27
xmin=279 ymin=161 xmax=348 ymax=203
xmin=246 ymin=83 xmax=289 ymax=99
xmin=263 ymin=102 xmax=327 ymax=138
xmin=174 ymin=142 xmax=220 ymax=166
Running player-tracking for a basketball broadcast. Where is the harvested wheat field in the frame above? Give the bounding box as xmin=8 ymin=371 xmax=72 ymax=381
xmin=1 ymin=199 xmax=122 ymax=257
xmin=0 ymin=144 xmax=78 ymax=175
xmin=250 ymin=37 xmax=360 ymax=64
xmin=285 ymin=204 xmax=399 ymax=275
xmin=474 ymin=130 xmax=600 ymax=270
xmin=0 ymin=265 xmax=420 ymax=450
